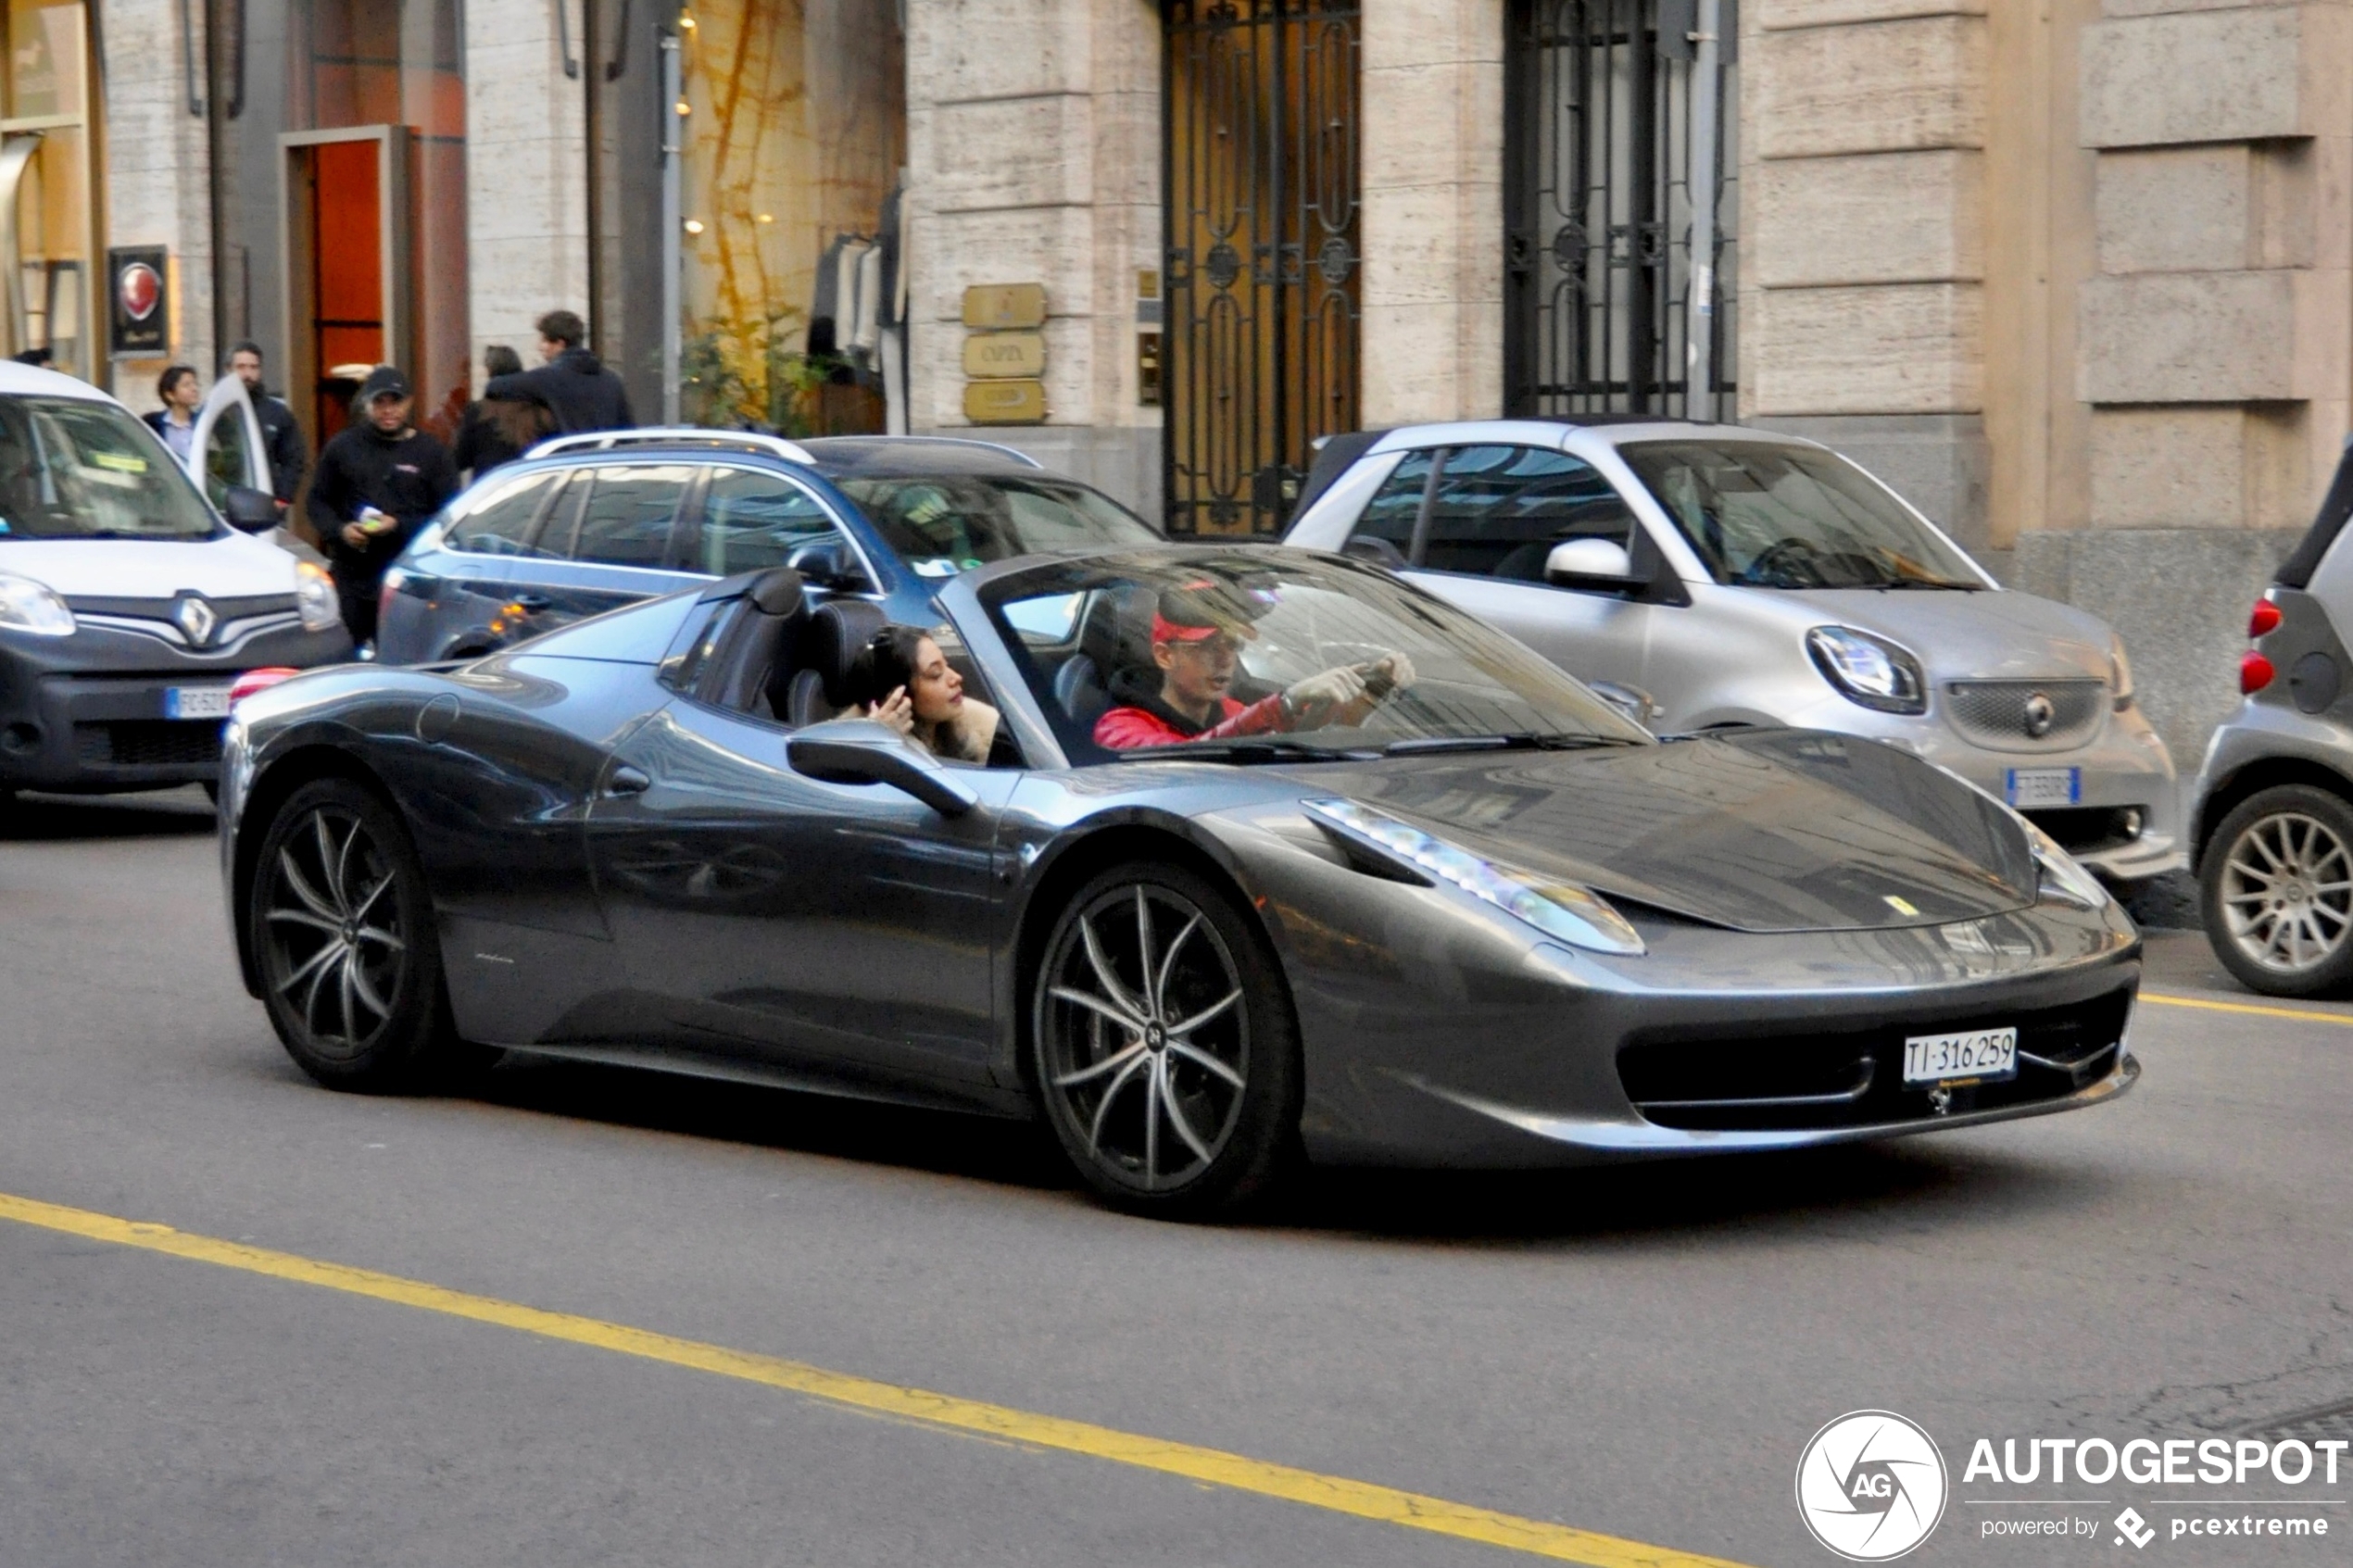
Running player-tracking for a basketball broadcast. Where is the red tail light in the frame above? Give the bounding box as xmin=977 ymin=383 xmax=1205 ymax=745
xmin=2249 ymin=599 xmax=2283 ymax=637
xmin=230 ymin=668 xmax=301 ymax=706
xmin=2241 ymin=651 xmax=2276 ymax=694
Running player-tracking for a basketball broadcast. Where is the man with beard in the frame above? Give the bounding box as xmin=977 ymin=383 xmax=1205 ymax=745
xmin=305 ymin=366 xmax=459 ymax=647
xmin=226 ymin=340 xmax=308 ymax=508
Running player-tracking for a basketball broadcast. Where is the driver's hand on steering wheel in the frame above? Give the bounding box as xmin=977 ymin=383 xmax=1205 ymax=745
xmin=1280 ymin=665 xmax=1367 ymax=728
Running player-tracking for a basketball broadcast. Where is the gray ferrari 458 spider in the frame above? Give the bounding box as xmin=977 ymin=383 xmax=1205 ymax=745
xmin=221 ymin=546 xmax=2140 ymax=1216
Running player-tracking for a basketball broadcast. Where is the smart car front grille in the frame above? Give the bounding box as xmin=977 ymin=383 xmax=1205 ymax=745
xmin=1617 ymin=985 xmax=2133 ymax=1131
xmin=73 ymin=721 xmax=225 ymax=768
xmin=1944 ymin=679 xmax=2108 ymax=752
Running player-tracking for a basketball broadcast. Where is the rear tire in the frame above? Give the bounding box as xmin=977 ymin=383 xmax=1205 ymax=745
xmin=1030 ymin=860 xmax=1302 ymax=1219
xmin=247 ymin=776 xmax=470 ymax=1090
xmin=2201 ymin=784 xmax=2353 ymax=997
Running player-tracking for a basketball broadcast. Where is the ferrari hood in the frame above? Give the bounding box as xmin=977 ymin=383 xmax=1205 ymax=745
xmin=1308 ymin=729 xmax=2037 ymax=934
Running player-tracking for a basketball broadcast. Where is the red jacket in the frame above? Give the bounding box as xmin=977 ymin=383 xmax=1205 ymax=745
xmin=1093 ymin=690 xmax=1289 ymax=749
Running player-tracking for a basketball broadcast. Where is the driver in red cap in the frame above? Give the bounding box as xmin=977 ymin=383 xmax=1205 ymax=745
xmin=1093 ymin=577 xmax=1414 ymax=749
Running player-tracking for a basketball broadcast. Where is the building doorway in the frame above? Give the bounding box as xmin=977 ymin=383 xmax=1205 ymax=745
xmin=280 ymin=126 xmax=407 ymax=445
xmin=1162 ymin=0 xmax=1361 ymax=537
xmin=1504 ymin=0 xmax=1738 ymax=420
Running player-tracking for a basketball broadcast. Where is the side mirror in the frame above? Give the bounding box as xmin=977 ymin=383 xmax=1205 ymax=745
xmin=1342 ymin=535 xmax=1406 ymax=571
xmin=223 ymin=485 xmax=280 ymax=533
xmin=1545 ymin=537 xmax=1643 ymax=591
xmin=786 ymin=719 xmax=978 ymax=817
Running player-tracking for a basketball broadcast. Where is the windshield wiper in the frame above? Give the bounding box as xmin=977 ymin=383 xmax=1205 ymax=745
xmin=1124 ymin=738 xmax=1377 ymax=764
xmin=1380 ymin=733 xmax=1641 ymax=756
xmin=1874 ymin=577 xmax=1982 ymax=591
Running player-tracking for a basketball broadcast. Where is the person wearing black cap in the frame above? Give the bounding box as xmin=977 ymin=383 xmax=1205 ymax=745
xmin=305 ymin=365 xmax=459 ymax=646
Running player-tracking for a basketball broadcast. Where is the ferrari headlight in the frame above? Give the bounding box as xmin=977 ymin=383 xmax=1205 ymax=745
xmin=2024 ymin=819 xmax=2110 ymax=910
xmin=295 ymin=561 xmax=342 ymax=632
xmin=0 ymin=571 xmax=75 ymax=636
xmin=1806 ymin=625 xmax=1926 ymax=715
xmin=1302 ymin=798 xmax=1645 ymax=956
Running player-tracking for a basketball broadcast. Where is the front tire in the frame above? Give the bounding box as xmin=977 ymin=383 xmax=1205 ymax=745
xmin=2201 ymin=784 xmax=2353 ymax=997
xmin=247 ymin=776 xmax=463 ymax=1090
xmin=1031 ymin=861 xmax=1302 ymax=1218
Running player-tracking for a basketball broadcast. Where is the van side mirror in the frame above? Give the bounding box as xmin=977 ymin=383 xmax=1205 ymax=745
xmin=786 ymin=720 xmax=978 ymax=817
xmin=222 ymin=485 xmax=280 ymax=533
xmin=1545 ymin=537 xmax=1643 ymax=591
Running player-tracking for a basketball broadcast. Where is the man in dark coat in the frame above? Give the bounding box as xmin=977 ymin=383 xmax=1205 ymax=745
xmin=484 ymin=308 xmax=635 ymax=434
xmin=306 ymin=366 xmax=459 ymax=647
xmin=227 ymin=341 xmax=308 ymax=508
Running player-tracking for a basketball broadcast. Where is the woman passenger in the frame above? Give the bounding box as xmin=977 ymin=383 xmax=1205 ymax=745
xmin=853 ymin=625 xmax=1001 ymax=763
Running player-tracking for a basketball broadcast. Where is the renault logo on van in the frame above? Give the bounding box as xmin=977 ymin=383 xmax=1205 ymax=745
xmin=174 ymin=596 xmax=218 ymax=647
xmin=2021 ymin=692 xmax=2056 ymax=738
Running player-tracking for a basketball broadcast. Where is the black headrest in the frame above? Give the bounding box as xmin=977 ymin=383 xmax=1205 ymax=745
xmin=1078 ymin=583 xmax=1153 ymax=671
xmin=806 ymin=597 xmax=887 ymax=709
xmin=747 ymin=568 xmax=806 ymax=616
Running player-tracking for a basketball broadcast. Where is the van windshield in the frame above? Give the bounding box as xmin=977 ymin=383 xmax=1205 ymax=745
xmin=1618 ymin=440 xmax=1981 ymax=590
xmin=0 ymin=396 xmax=220 ymax=542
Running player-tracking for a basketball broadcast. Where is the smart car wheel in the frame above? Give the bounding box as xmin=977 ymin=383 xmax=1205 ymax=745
xmin=1032 ymin=862 xmax=1301 ymax=1218
xmin=249 ymin=777 xmax=462 ymax=1090
xmin=2202 ymin=784 xmax=2353 ymax=997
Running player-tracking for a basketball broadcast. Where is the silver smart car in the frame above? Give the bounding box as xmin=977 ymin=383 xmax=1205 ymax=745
xmin=1283 ymin=419 xmax=2182 ymax=882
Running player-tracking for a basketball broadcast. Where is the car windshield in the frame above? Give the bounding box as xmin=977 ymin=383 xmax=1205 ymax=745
xmin=981 ymin=549 xmax=1652 ymax=764
xmin=837 ymin=473 xmax=1159 ymax=577
xmin=0 ymin=395 xmax=220 ymax=542
xmin=1617 ymin=440 xmax=1982 ymax=590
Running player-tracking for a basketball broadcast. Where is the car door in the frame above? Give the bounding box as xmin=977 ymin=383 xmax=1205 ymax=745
xmin=584 ymin=646 xmax=1016 ymax=1093
xmin=385 ymin=467 xmax=574 ymax=659
xmin=1354 ymin=443 xmax=1659 ymax=693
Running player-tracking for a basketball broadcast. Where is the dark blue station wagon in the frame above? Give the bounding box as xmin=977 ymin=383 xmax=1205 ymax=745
xmin=375 ymin=431 xmax=1160 ymax=665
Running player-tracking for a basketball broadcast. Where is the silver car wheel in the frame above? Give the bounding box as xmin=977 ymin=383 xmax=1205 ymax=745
xmin=1038 ymin=882 xmax=1250 ymax=1194
xmin=261 ymin=805 xmax=410 ymax=1060
xmin=2219 ymin=810 xmax=2353 ymax=973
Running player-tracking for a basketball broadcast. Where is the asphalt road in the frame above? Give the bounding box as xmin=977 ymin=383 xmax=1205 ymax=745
xmin=2 ymin=786 xmax=2348 ymax=1568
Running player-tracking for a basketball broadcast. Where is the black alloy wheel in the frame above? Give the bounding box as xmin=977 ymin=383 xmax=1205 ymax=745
xmin=1032 ymin=861 xmax=1301 ymax=1217
xmin=2202 ymin=784 xmax=2353 ymax=997
xmin=249 ymin=776 xmax=470 ymax=1090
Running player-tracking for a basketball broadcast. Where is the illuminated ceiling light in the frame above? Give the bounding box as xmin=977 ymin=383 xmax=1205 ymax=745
xmin=674 ymin=99 xmax=692 ymax=116
xmin=677 ymin=10 xmax=697 ymax=27
xmin=756 ymin=212 xmax=774 ymax=223
xmin=683 ymin=218 xmax=706 ymax=234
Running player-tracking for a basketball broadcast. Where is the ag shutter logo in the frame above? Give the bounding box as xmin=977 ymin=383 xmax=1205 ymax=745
xmin=1795 ymin=1410 xmax=1950 ymax=1562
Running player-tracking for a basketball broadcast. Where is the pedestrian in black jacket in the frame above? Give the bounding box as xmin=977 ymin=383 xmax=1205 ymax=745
xmin=453 ymin=344 xmax=556 ymax=480
xmin=306 ymin=366 xmax=458 ymax=646
xmin=484 ymin=308 xmax=635 ymax=434
xmin=226 ymin=341 xmax=308 ymax=508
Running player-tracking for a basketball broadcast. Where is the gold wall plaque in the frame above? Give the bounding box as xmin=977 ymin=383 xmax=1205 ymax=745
xmin=962 ymin=282 xmax=1048 ymax=331
xmin=963 ymin=331 xmax=1047 ymax=380
xmin=964 ymin=378 xmax=1048 ymax=425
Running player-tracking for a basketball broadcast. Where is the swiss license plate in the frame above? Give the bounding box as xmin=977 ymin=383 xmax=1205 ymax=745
xmin=165 ymin=686 xmax=233 ymax=720
xmin=2005 ymin=767 xmax=2080 ymax=809
xmin=1904 ymin=1025 xmax=2019 ymax=1085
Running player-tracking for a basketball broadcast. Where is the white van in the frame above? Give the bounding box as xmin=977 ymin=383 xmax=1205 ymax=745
xmin=0 ymin=363 xmax=349 ymax=800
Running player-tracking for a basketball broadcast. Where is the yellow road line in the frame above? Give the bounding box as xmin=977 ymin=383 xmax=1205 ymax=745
xmin=2141 ymin=990 xmax=2353 ymax=1027
xmin=0 ymin=1189 xmax=1747 ymax=1568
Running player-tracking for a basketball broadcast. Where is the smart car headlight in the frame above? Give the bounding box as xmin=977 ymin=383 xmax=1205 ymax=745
xmin=1302 ymin=798 xmax=1645 ymax=956
xmin=1806 ymin=625 xmax=1926 ymax=715
xmin=2024 ymin=819 xmax=2110 ymax=910
xmin=295 ymin=560 xmax=343 ymax=632
xmin=0 ymin=571 xmax=75 ymax=636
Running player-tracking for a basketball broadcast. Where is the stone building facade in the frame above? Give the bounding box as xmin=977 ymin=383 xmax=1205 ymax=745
xmin=48 ymin=0 xmax=2353 ymax=766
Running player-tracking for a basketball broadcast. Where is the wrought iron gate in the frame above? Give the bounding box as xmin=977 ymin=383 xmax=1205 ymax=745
xmin=1164 ymin=0 xmax=1361 ymax=537
xmin=1504 ymin=0 xmax=1737 ymax=420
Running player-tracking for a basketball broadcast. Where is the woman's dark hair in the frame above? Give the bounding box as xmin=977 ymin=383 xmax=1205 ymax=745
xmin=851 ymin=624 xmax=932 ymax=709
xmin=483 ymin=344 xmax=523 ymax=379
xmin=157 ymin=364 xmax=198 ymax=403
